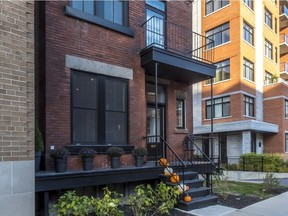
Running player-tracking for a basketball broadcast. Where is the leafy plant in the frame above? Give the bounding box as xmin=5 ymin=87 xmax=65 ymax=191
xmin=51 ymin=191 xmax=92 ymax=216
xmin=213 ymin=172 xmax=230 ymax=200
xmin=132 ymin=147 xmax=148 ymax=156
xmin=127 ymin=182 xmax=179 ymax=216
xmin=91 ymin=187 xmax=123 ymax=216
xmin=49 ymin=148 xmax=70 ymax=160
xmin=261 ymin=172 xmax=280 ymax=196
xmin=106 ymin=147 xmax=125 ymax=157
xmin=35 ymin=122 xmax=44 ymax=153
xmin=79 ymin=148 xmax=97 ymax=158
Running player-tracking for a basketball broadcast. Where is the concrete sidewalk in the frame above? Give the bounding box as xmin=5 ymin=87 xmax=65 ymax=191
xmin=184 ymin=191 xmax=288 ymax=216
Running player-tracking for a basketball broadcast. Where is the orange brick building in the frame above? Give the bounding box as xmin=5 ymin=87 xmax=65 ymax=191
xmin=192 ymin=0 xmax=287 ymax=160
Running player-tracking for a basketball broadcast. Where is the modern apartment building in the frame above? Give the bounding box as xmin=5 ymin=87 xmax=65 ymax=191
xmin=192 ymin=0 xmax=288 ymax=162
xmin=0 ymin=1 xmax=35 ymax=216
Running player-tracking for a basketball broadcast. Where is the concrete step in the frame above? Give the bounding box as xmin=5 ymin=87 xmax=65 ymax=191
xmin=166 ymin=178 xmax=204 ymax=188
xmin=179 ymin=187 xmax=211 ymax=199
xmin=177 ymin=195 xmax=218 ymax=211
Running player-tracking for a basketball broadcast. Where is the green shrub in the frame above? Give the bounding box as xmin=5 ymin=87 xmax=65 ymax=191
xmin=261 ymin=172 xmax=280 ymax=196
xmin=127 ymin=182 xmax=179 ymax=216
xmin=51 ymin=191 xmax=92 ymax=216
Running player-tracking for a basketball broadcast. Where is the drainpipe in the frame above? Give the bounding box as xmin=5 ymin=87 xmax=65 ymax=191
xmin=155 ymin=62 xmax=158 ymax=166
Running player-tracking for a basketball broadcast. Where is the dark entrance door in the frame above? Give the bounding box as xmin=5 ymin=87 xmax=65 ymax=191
xmin=219 ymin=133 xmax=227 ymax=163
xmin=251 ymin=132 xmax=256 ymax=153
xmin=146 ymin=106 xmax=165 ymax=161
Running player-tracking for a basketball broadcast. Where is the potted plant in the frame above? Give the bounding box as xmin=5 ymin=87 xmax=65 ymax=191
xmin=132 ymin=147 xmax=147 ymax=167
xmin=35 ymin=122 xmax=44 ymax=172
xmin=106 ymin=147 xmax=125 ymax=169
xmin=78 ymin=148 xmax=97 ymax=171
xmin=49 ymin=148 xmax=70 ymax=173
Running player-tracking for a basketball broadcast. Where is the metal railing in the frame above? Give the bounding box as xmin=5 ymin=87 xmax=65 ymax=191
xmin=145 ymin=135 xmax=187 ymax=193
xmin=142 ymin=16 xmax=214 ymax=64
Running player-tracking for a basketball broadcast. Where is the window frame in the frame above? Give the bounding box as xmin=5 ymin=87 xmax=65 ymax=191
xmin=206 ymin=96 xmax=231 ymax=119
xmin=205 ymin=0 xmax=229 ymax=15
xmin=243 ymin=95 xmax=254 ymax=117
xmin=243 ymin=21 xmax=254 ymax=45
xmin=66 ymin=1 xmax=134 ymax=37
xmin=243 ymin=58 xmax=254 ymax=81
xmin=243 ymin=0 xmax=253 ymax=10
xmin=265 ymin=39 xmax=273 ymax=60
xmin=206 ymin=22 xmax=230 ymax=49
xmin=206 ymin=59 xmax=230 ymax=84
xmin=71 ymin=70 xmax=128 ymax=145
xmin=264 ymin=8 xmax=272 ymax=29
xmin=176 ymin=98 xmax=185 ymax=129
xmin=285 ymin=100 xmax=288 ymax=118
xmin=285 ymin=133 xmax=288 ymax=152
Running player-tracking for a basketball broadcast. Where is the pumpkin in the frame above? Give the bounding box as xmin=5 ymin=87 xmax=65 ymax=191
xmin=164 ymin=167 xmax=173 ymax=176
xmin=184 ymin=195 xmax=192 ymax=202
xmin=170 ymin=173 xmax=180 ymax=183
xmin=159 ymin=158 xmax=168 ymax=166
xmin=178 ymin=183 xmax=186 ymax=193
xmin=186 ymin=185 xmax=190 ymax=191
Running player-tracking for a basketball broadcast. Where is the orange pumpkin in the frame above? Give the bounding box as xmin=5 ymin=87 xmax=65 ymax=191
xmin=170 ymin=173 xmax=180 ymax=183
xmin=186 ymin=185 xmax=190 ymax=191
xmin=184 ymin=195 xmax=192 ymax=202
xmin=159 ymin=158 xmax=168 ymax=166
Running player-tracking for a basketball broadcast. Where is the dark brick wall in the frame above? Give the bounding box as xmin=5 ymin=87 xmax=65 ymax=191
xmin=40 ymin=1 xmax=193 ymax=170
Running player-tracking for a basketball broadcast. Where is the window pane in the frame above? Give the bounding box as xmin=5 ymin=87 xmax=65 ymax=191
xmin=106 ymin=112 xmax=126 ymax=144
xmin=223 ymin=103 xmax=230 ymax=116
xmin=71 ymin=0 xmax=83 ymax=11
xmin=176 ymin=99 xmax=184 ymax=128
xmin=206 ymin=105 xmax=212 ymax=119
xmin=146 ymin=0 xmax=165 ymax=11
xmin=146 ymin=83 xmax=166 ymax=104
xmin=105 ymin=79 xmax=127 ymax=112
xmin=84 ymin=0 xmax=94 ymax=15
xmin=114 ymin=0 xmax=123 ymax=25
xmin=214 ymin=104 xmax=222 ymax=117
xmin=103 ymin=0 xmax=113 ymax=22
xmin=73 ymin=109 xmax=97 ymax=144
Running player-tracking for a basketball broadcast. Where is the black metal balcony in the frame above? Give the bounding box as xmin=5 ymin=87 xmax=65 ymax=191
xmin=140 ymin=16 xmax=216 ymax=84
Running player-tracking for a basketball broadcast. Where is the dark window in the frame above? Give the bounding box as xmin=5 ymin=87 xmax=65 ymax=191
xmin=243 ymin=21 xmax=253 ymax=45
xmin=243 ymin=95 xmax=254 ymax=117
xmin=72 ymin=71 xmax=128 ymax=145
xmin=206 ymin=22 xmax=230 ymax=49
xmin=285 ymin=100 xmax=288 ymax=118
xmin=265 ymin=71 xmax=273 ymax=84
xmin=265 ymin=8 xmax=272 ymax=28
xmin=243 ymin=58 xmax=254 ymax=81
xmin=71 ymin=0 xmax=128 ymax=26
xmin=275 ymin=47 xmax=278 ymax=63
xmin=206 ymin=59 xmax=230 ymax=84
xmin=176 ymin=99 xmax=185 ymax=129
xmin=243 ymin=0 xmax=253 ymax=10
xmin=145 ymin=0 xmax=165 ymax=47
xmin=206 ymin=96 xmax=230 ymax=119
xmin=205 ymin=0 xmax=229 ymax=15
xmin=265 ymin=39 xmax=273 ymax=59
xmin=286 ymin=133 xmax=288 ymax=152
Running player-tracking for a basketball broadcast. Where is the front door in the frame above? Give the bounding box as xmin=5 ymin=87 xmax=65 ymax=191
xmin=146 ymin=106 xmax=165 ymax=161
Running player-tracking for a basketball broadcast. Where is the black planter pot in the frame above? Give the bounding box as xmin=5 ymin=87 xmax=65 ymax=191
xmin=111 ymin=156 xmax=121 ymax=169
xmin=54 ymin=159 xmax=67 ymax=173
xmin=35 ymin=152 xmax=42 ymax=172
xmin=82 ymin=157 xmax=94 ymax=171
xmin=135 ymin=156 xmax=144 ymax=167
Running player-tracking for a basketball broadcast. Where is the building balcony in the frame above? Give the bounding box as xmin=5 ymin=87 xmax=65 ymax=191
xmin=280 ymin=4 xmax=288 ymax=28
xmin=280 ymin=62 xmax=288 ymax=80
xmin=280 ymin=34 xmax=288 ymax=55
xmin=140 ymin=16 xmax=216 ymax=85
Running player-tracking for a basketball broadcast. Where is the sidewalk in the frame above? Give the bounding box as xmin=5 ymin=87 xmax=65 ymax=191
xmin=184 ymin=191 xmax=288 ymax=216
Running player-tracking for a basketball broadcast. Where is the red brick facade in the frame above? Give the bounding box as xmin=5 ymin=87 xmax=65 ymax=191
xmin=38 ymin=1 xmax=194 ymax=170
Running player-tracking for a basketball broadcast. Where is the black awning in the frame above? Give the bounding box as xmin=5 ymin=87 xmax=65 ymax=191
xmin=140 ymin=46 xmax=216 ymax=85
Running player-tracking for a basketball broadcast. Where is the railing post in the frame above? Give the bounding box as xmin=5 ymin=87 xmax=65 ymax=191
xmin=242 ymin=157 xmax=245 ymax=171
xmin=261 ymin=156 xmax=264 ymax=172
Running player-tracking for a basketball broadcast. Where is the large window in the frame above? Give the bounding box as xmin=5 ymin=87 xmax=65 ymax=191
xmin=265 ymin=39 xmax=273 ymax=59
xmin=285 ymin=100 xmax=288 ymax=118
xmin=71 ymin=0 xmax=128 ymax=26
xmin=243 ymin=21 xmax=253 ymax=45
xmin=206 ymin=59 xmax=230 ymax=84
xmin=243 ymin=58 xmax=254 ymax=81
xmin=176 ymin=99 xmax=185 ymax=129
xmin=206 ymin=96 xmax=230 ymax=119
xmin=205 ymin=0 xmax=229 ymax=15
xmin=206 ymin=22 xmax=230 ymax=49
xmin=146 ymin=0 xmax=165 ymax=47
xmin=243 ymin=95 xmax=254 ymax=117
xmin=72 ymin=71 xmax=128 ymax=145
xmin=265 ymin=71 xmax=273 ymax=84
xmin=265 ymin=8 xmax=272 ymax=28
xmin=243 ymin=0 xmax=253 ymax=10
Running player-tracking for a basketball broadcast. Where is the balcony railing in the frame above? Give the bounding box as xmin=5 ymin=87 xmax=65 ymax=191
xmin=280 ymin=62 xmax=288 ymax=72
xmin=280 ymin=33 xmax=288 ymax=44
xmin=142 ymin=16 xmax=214 ymax=64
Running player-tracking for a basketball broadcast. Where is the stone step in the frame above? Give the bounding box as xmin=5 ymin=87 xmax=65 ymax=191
xmin=179 ymin=186 xmax=211 ymax=199
xmin=177 ymin=195 xmax=218 ymax=211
